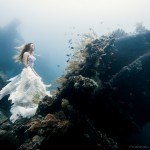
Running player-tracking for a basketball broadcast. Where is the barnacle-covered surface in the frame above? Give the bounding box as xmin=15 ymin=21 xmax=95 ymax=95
xmin=1 ymin=29 xmax=150 ymax=149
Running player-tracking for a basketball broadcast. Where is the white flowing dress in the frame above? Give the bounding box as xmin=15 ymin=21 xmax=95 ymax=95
xmin=0 ymin=54 xmax=51 ymax=123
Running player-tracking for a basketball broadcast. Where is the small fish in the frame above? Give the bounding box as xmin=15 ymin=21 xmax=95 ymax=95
xmin=66 ymin=59 xmax=70 ymax=62
xmin=68 ymin=39 xmax=72 ymax=43
xmin=66 ymin=54 xmax=71 ymax=56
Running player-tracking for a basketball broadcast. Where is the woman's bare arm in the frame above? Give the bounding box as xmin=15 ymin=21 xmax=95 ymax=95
xmin=23 ymin=52 xmax=29 ymax=67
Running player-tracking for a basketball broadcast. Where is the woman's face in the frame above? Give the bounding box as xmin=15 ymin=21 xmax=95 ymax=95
xmin=30 ymin=43 xmax=35 ymax=51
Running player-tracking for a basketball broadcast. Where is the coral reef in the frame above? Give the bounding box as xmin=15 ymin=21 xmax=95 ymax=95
xmin=1 ymin=30 xmax=150 ymax=149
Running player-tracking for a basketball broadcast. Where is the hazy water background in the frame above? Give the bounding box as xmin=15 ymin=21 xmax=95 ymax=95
xmin=1 ymin=0 xmax=150 ymax=84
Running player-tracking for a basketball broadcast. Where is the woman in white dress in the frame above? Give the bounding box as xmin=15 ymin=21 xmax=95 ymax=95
xmin=0 ymin=43 xmax=51 ymax=123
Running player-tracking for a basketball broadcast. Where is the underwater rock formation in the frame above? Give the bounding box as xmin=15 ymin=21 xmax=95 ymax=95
xmin=1 ymin=30 xmax=150 ymax=149
xmin=0 ymin=19 xmax=24 ymax=77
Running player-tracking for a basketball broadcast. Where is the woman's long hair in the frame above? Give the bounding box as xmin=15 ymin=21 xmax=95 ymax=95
xmin=14 ymin=43 xmax=33 ymax=63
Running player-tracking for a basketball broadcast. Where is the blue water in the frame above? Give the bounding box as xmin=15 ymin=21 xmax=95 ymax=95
xmin=0 ymin=20 xmax=63 ymax=89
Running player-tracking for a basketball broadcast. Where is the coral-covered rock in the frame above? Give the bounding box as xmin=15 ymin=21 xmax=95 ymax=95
xmin=1 ymin=30 xmax=150 ymax=150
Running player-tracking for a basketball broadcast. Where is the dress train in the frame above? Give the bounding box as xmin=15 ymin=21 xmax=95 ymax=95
xmin=0 ymin=67 xmax=51 ymax=122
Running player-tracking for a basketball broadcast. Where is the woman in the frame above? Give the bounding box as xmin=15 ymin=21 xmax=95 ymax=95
xmin=0 ymin=43 xmax=51 ymax=123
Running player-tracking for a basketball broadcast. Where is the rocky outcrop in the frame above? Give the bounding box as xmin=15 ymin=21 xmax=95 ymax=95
xmin=1 ymin=30 xmax=150 ymax=149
